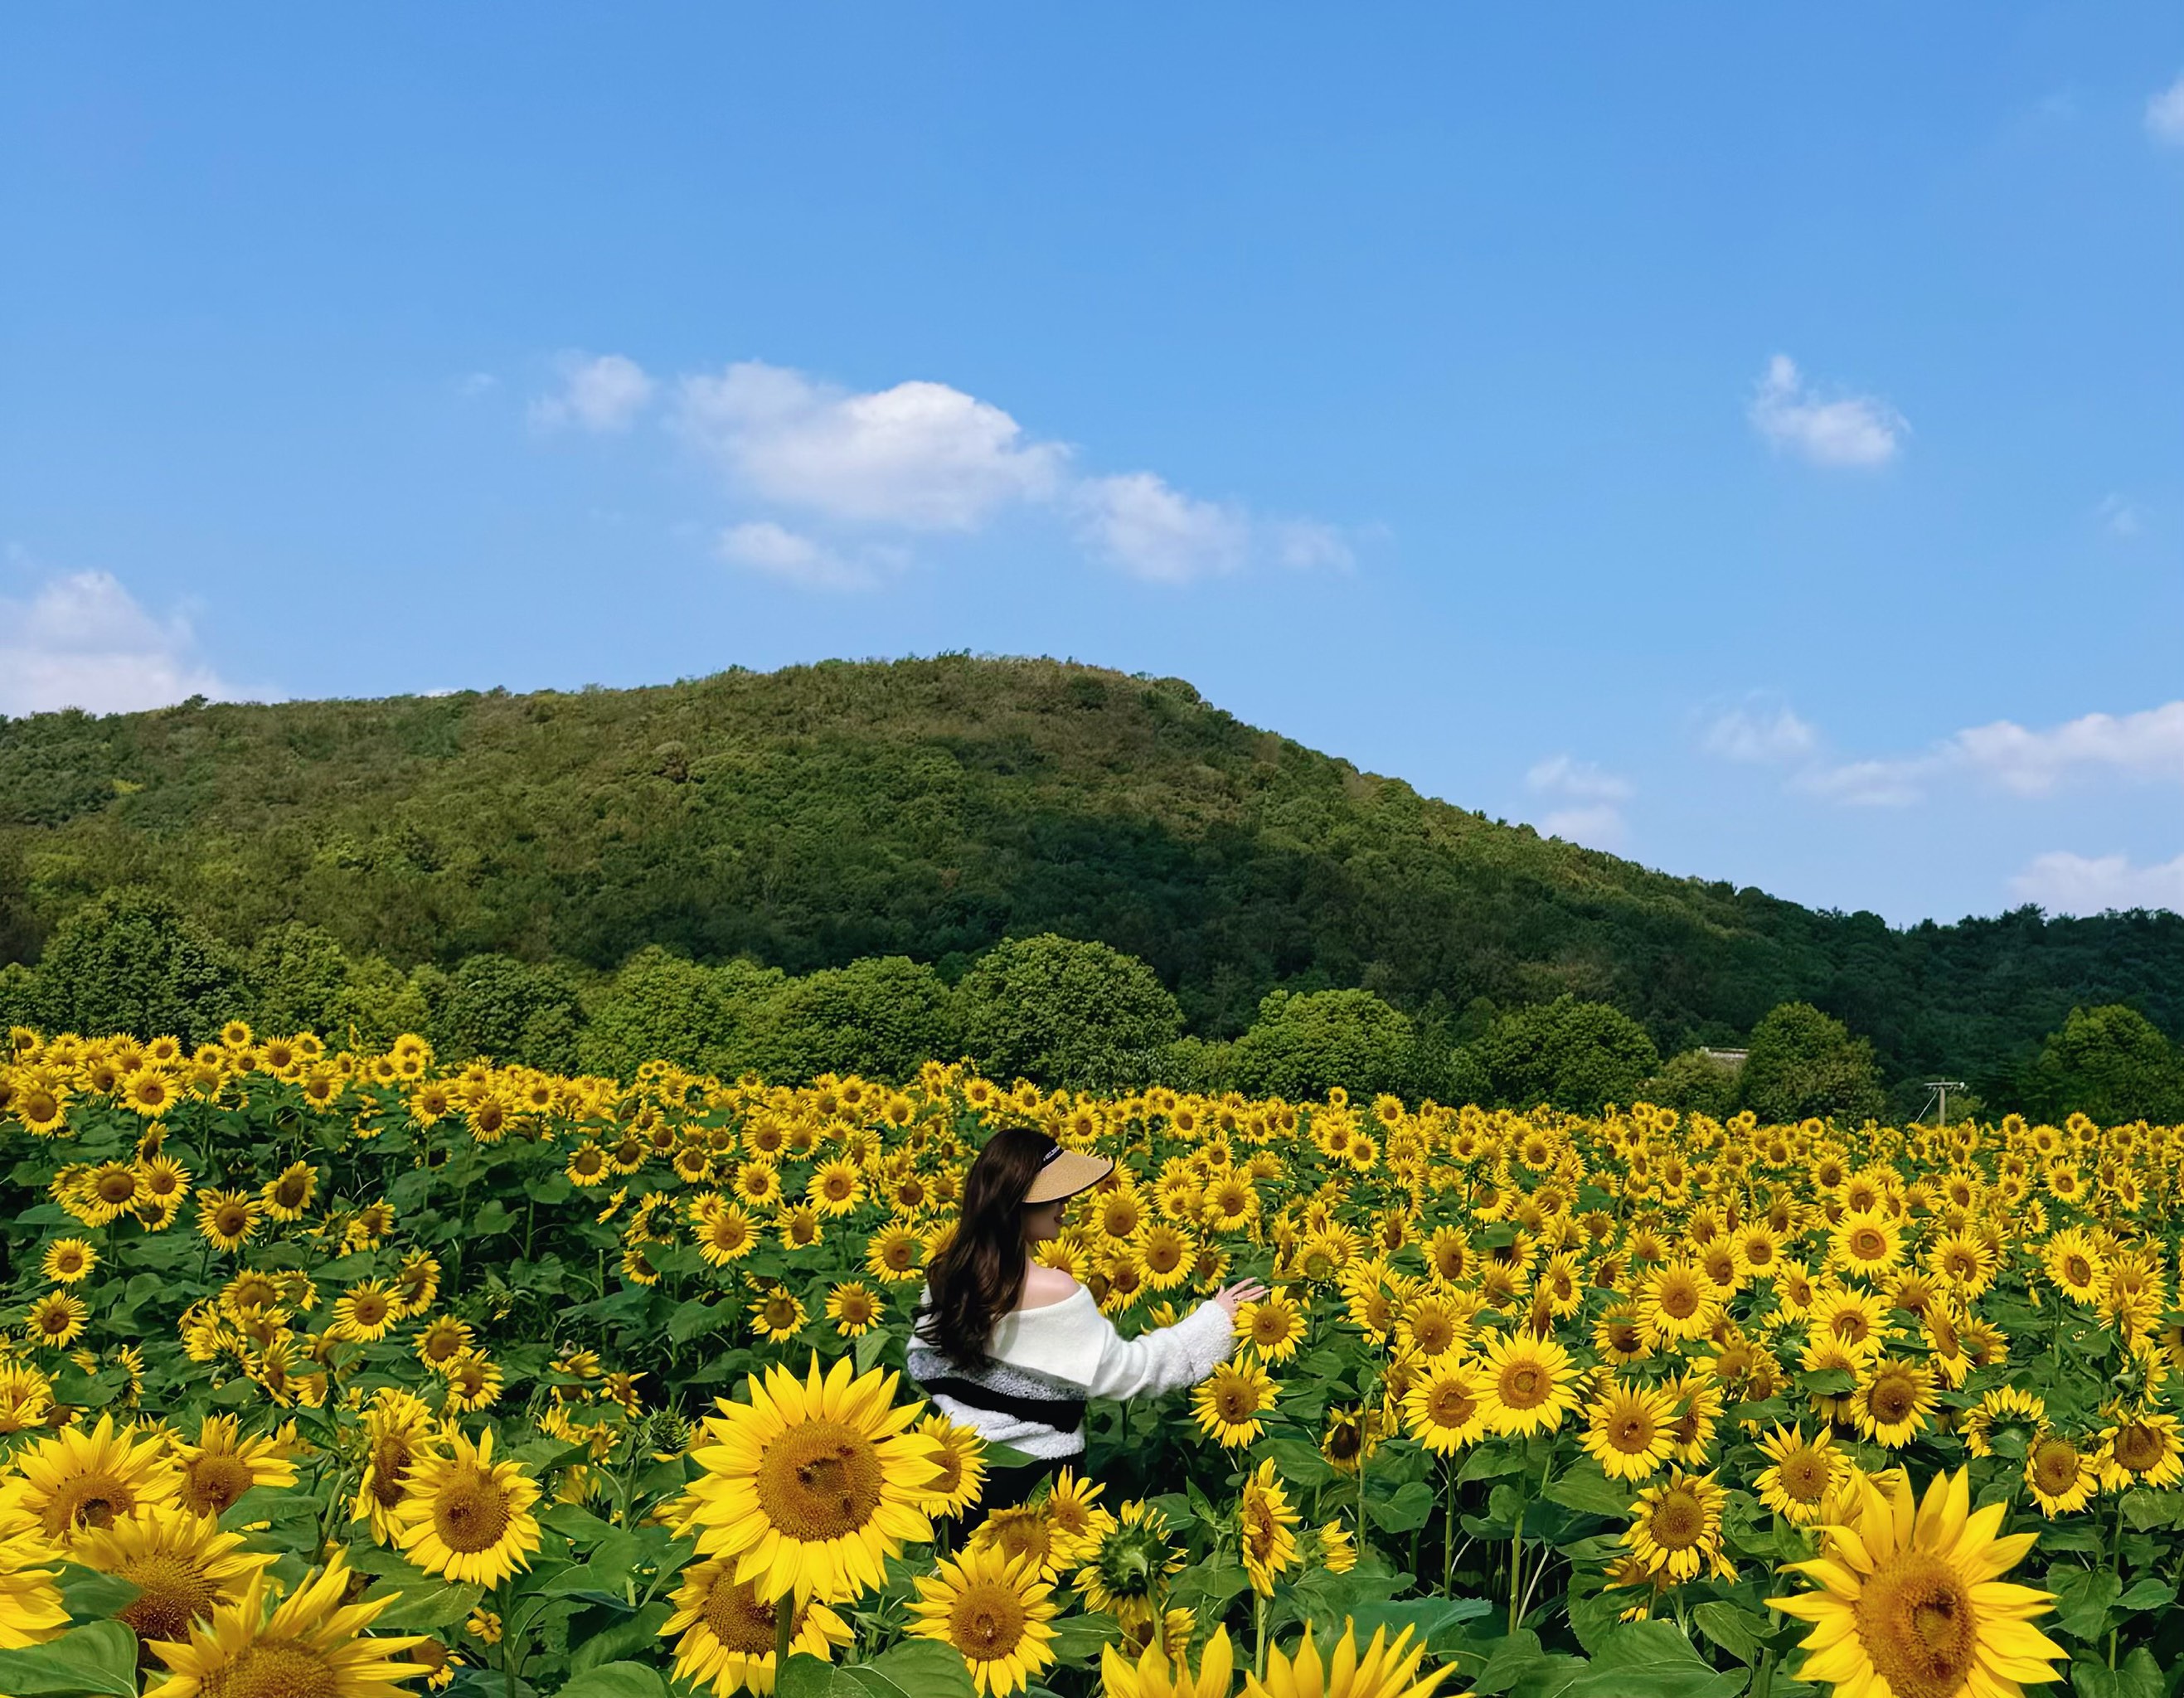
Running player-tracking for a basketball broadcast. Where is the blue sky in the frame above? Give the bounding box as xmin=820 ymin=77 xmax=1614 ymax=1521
xmin=4 ymin=7 xmax=2180 ymax=927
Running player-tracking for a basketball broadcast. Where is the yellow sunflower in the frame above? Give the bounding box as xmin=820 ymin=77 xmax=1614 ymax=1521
xmin=1102 ymin=1625 xmax=1234 ymax=1698
xmin=906 ymin=1549 xmax=1059 ymax=1698
xmin=0 ymin=1412 xmax=179 ymax=1546
xmin=1239 ymin=1459 xmax=1300 ymax=1597
xmin=1074 ymin=1500 xmax=1184 ymax=1624
xmin=1240 ymin=1621 xmax=1454 ymax=1698
xmin=73 ymin=1500 xmax=274 ymax=1644
xmin=1236 ymin=1292 xmax=1308 ymax=1363
xmin=40 ymin=1239 xmax=97 ymax=1284
xmin=2097 ymin=1409 xmax=2184 ymax=1490
xmin=659 ymin=1555 xmax=851 ymax=1697
xmin=1191 ymin=1359 xmax=1277 ymax=1449
xmin=1754 ymin=1424 xmax=1845 ymax=1526
xmin=174 ymin=1414 xmax=298 ymax=1518
xmin=391 ymin=1426 xmax=542 ymax=1587
xmin=1580 ymin=1380 xmax=1677 ymax=1482
xmin=678 ymin=1356 xmax=941 ymax=1604
xmin=1476 ymin=1331 xmax=1579 ymax=1438
xmin=1623 ymin=1468 xmax=1733 ymax=1584
xmin=143 ymin=1555 xmax=428 ymax=1698
xmin=1401 ymin=1361 xmax=1488 ymax=1454
xmin=0 ymin=1531 xmax=68 ymax=1647
xmin=749 ymin=1285 xmax=808 ymax=1343
xmin=2023 ymin=1432 xmax=2098 ymax=1517
xmin=1770 ymin=1467 xmax=2064 ymax=1698
xmin=1853 ymin=1357 xmax=1939 ymax=1449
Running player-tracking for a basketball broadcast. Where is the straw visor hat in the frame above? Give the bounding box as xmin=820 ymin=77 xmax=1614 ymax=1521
xmin=1023 ymin=1142 xmax=1114 ymax=1205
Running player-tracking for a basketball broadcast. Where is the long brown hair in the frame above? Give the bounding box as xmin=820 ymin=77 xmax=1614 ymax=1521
xmin=917 ymin=1126 xmax=1057 ymax=1369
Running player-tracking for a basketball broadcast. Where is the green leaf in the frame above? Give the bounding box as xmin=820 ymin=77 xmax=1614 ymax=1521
xmin=553 ymin=1660 xmax=669 ymax=1698
xmin=1047 ymin=1611 xmax=1121 ymax=1666
xmin=1549 ymin=1620 xmax=1748 ymax=1698
xmin=1545 ymin=1461 xmax=1634 ymax=1520
xmin=853 ymin=1327 xmax=894 ymax=1372
xmin=1257 ymin=1435 xmax=1338 ymax=1489
xmin=1345 ymin=1597 xmax=1492 ymax=1651
xmin=347 ymin=1550 xmax=483 ymax=1631
xmin=1799 ymin=1369 xmax=1856 ymax=1396
xmin=2115 ymin=1577 xmax=2175 ymax=1612
xmin=565 ymin=1602 xmax=673 ymax=1675
xmin=1368 ymin=1479 xmax=1437 ymax=1533
xmin=1691 ymin=1601 xmax=1767 ymax=1666
xmin=55 ymin=1565 xmax=140 ymax=1621
xmin=667 ymin=1298 xmax=720 ymax=1343
xmin=860 ymin=1639 xmax=977 ymax=1698
xmin=2070 ymin=1647 xmax=2164 ymax=1698
xmin=1167 ymin=1561 xmax=1249 ymax=1617
xmin=0 ymin=1623 xmax=143 ymax=1698
xmin=2049 ymin=1568 xmax=2123 ymax=1641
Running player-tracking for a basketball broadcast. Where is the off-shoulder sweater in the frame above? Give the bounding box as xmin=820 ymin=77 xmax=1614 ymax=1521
xmin=906 ymin=1287 xmax=1237 ymax=1461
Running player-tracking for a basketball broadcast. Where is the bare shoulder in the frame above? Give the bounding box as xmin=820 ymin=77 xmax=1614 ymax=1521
xmin=1018 ymin=1264 xmax=1082 ymax=1309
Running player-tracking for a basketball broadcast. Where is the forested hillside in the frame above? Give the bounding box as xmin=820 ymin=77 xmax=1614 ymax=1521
xmin=2 ymin=653 xmax=2179 ymax=1100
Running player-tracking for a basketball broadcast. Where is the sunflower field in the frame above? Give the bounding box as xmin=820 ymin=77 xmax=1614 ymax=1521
xmin=0 ymin=1026 xmax=2176 ymax=1698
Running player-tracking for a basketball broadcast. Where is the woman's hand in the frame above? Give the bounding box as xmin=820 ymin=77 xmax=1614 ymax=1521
xmin=1213 ymin=1278 xmax=1270 ymax=1319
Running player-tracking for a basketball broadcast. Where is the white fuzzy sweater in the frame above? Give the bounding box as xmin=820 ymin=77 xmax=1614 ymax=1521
xmin=906 ymin=1287 xmax=1237 ymax=1460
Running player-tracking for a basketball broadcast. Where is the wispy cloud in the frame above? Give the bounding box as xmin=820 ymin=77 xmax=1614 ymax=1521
xmin=536 ymin=353 xmax=1351 ymax=590
xmin=0 ymin=560 xmax=237 ymax=716
xmin=1748 ymin=354 xmax=1906 ymax=468
xmin=1526 ymin=754 xmax=1633 ymax=849
xmin=717 ymin=521 xmax=903 ymax=593
xmin=2096 ymin=493 xmax=2145 ymax=540
xmin=530 ymin=352 xmax=657 ymax=433
xmin=2148 ymin=72 xmax=2184 ymax=145
xmin=2012 ymin=850 xmax=2184 ymax=916
xmin=1701 ymin=699 xmax=1818 ymax=764
xmin=1716 ymin=698 xmax=2184 ymax=808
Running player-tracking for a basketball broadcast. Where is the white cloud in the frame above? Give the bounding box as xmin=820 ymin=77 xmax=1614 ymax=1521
xmin=0 ymin=568 xmax=235 ymax=716
xmin=1952 ymin=701 xmax=2184 ymax=794
xmin=2096 ymin=493 xmax=2145 ymax=539
xmin=1701 ymin=701 xmax=1818 ymax=764
xmin=1749 ymin=354 xmax=1906 ymax=468
xmin=1526 ymin=755 xmax=1633 ymax=848
xmin=677 ymin=361 xmax=1067 ymax=531
xmin=2148 ymin=73 xmax=2184 ymax=144
xmin=1072 ymin=473 xmax=1250 ymax=584
xmin=716 ymin=521 xmax=901 ymax=593
xmin=2011 ymin=850 xmax=2184 ymax=915
xmin=1269 ymin=519 xmax=1357 ymax=573
xmin=531 ymin=352 xmax=655 ymax=432
xmin=1793 ymin=756 xmax=1935 ymax=808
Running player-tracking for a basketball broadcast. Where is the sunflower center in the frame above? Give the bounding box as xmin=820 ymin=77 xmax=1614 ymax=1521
xmin=431 ymin=1468 xmax=513 ymax=1552
xmin=1214 ymin=1382 xmax=1255 ymax=1422
xmin=2065 ymin=1254 xmax=2093 ymax=1287
xmin=1501 ymin=1364 xmax=1547 ymax=1409
xmin=201 ymin=1641 xmax=342 ymax=1698
xmin=182 ymin=1454 xmax=259 ymax=1516
xmin=119 ymin=1552 xmax=222 ymax=1643
xmin=2114 ymin=1423 xmax=2167 ymax=1473
xmin=1658 ymin=1281 xmax=1699 ymax=1320
xmin=1412 ymin=1316 xmax=1453 ymax=1353
xmin=2031 ymin=1438 xmax=2081 ymax=1493
xmin=1870 ymin=1371 xmax=1919 ymax=1425
xmin=45 ymin=1474 xmax=135 ymax=1536
xmin=371 ymin=1437 xmax=415 ymax=1506
xmin=1850 ymin=1228 xmax=1887 ymax=1260
xmin=1427 ymin=1380 xmax=1477 ymax=1427
xmin=948 ymin=1579 xmax=1028 ymax=1662
xmin=1609 ymin=1413 xmax=1655 ymax=1453
xmin=214 ymin=1205 xmax=250 ymax=1237
xmin=1779 ymin=1449 xmax=1828 ymax=1502
xmin=752 ymin=1421 xmax=884 ymax=1542
xmin=700 ymin=1571 xmax=787 ymax=1655
xmin=1854 ymin=1550 xmax=1977 ymax=1698
xmin=1648 ymin=1487 xmax=1703 ymax=1550
xmin=983 ymin=1510 xmax=1051 ymax=1566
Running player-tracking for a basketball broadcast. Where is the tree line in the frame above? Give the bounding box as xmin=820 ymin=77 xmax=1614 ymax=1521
xmin=6 ymin=886 xmax=2179 ymax=1123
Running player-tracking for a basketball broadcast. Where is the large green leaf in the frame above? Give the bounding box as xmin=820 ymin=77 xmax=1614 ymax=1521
xmin=552 ymin=1660 xmax=669 ymax=1698
xmin=860 ymin=1639 xmax=977 ymax=1698
xmin=0 ymin=1623 xmax=142 ymax=1698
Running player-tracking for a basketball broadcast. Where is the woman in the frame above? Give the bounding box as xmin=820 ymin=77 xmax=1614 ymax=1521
xmin=910 ymin=1125 xmax=1267 ymax=1511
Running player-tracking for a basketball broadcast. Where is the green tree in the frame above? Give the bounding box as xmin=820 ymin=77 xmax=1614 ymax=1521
xmin=30 ymin=887 xmax=245 ymax=1045
xmin=1643 ymin=1048 xmax=1742 ymax=1118
xmin=576 ymin=947 xmax=783 ymax=1079
xmin=747 ymin=956 xmax=959 ymax=1083
xmin=1738 ymin=1002 xmax=1885 ymax=1124
xmin=2027 ymin=1004 xmax=2184 ymax=1124
xmin=1477 ymin=997 xmax=1659 ymax=1112
xmin=245 ymin=922 xmax=361 ymax=1035
xmin=0 ymin=962 xmax=36 ymax=1032
xmin=432 ymin=954 xmax=589 ymax=1072
xmin=1230 ymin=988 xmax=1416 ymax=1100
xmin=957 ymin=934 xmax=1182 ymax=1090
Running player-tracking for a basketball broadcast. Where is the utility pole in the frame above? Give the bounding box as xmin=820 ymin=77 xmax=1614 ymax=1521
xmin=1920 ymin=1079 xmax=1968 ymax=1127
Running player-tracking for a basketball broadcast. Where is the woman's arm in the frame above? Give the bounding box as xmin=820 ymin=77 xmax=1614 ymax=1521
xmin=1075 ymin=1278 xmax=1271 ymax=1401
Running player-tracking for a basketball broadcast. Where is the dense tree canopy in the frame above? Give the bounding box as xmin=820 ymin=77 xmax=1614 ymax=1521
xmin=1738 ymin=1002 xmax=1887 ymax=1125
xmin=2 ymin=656 xmax=2181 ymax=1104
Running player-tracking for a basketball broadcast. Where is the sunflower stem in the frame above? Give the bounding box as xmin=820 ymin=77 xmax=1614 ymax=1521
xmin=776 ymin=1587 xmax=794 ymax=1676
xmin=1255 ymin=1590 xmax=1268 ymax=1678
xmin=1442 ymin=1453 xmax=1458 ymax=1594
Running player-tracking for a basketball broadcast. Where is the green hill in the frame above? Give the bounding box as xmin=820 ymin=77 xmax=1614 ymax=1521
xmin=2 ymin=653 xmax=2179 ymax=1098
